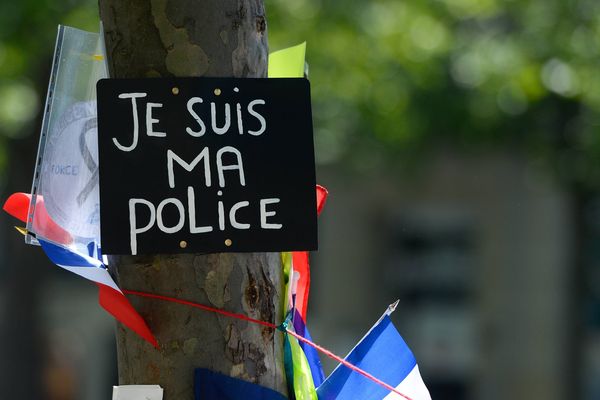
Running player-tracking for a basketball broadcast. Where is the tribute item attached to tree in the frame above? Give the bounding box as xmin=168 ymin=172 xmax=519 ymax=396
xmin=2 ymin=21 xmax=432 ymax=398
xmin=97 ymin=77 xmax=317 ymax=255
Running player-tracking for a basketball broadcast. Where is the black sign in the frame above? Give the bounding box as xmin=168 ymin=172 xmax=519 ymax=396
xmin=97 ymin=78 xmax=317 ymax=255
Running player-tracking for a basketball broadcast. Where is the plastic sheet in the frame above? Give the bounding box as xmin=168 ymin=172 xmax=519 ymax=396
xmin=27 ymin=25 xmax=107 ymax=253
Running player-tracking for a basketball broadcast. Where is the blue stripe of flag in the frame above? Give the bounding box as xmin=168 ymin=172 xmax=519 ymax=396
xmin=39 ymin=238 xmax=103 ymax=268
xmin=316 ymin=315 xmax=416 ymax=400
xmin=293 ymin=310 xmax=325 ymax=387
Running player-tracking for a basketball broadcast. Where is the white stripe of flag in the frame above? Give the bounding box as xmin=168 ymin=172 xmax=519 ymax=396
xmin=317 ymin=304 xmax=431 ymax=400
xmin=38 ymin=238 xmax=121 ymax=293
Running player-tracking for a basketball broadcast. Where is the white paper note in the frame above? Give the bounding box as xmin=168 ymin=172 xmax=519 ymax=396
xmin=112 ymin=385 xmax=163 ymax=400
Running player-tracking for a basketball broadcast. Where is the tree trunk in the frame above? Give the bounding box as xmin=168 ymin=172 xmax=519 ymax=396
xmin=98 ymin=1 xmax=285 ymax=398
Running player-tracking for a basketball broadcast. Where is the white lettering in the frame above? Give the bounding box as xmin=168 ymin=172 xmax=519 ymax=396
xmin=156 ymin=198 xmax=185 ymax=233
xmin=247 ymin=99 xmax=266 ymax=136
xmin=146 ymin=102 xmax=166 ymax=137
xmin=236 ymin=103 xmax=244 ymax=134
xmin=211 ymin=102 xmax=231 ymax=135
xmin=216 ymin=146 xmax=245 ymax=187
xmin=218 ymin=199 xmax=225 ymax=231
xmin=167 ymin=148 xmax=211 ymax=189
xmin=129 ymin=198 xmax=156 ymax=255
xmin=114 ymin=93 xmax=147 ymax=152
xmin=229 ymin=201 xmax=250 ymax=229
xmin=187 ymin=186 xmax=213 ymax=233
xmin=186 ymin=97 xmax=206 ymax=137
xmin=260 ymin=198 xmax=282 ymax=229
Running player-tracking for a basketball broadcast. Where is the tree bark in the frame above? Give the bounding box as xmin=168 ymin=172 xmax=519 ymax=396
xmin=98 ymin=1 xmax=285 ymax=398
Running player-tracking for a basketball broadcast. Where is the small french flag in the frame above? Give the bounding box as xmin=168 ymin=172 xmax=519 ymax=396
xmin=317 ymin=303 xmax=431 ymax=400
xmin=38 ymin=237 xmax=157 ymax=347
xmin=4 ymin=192 xmax=157 ymax=347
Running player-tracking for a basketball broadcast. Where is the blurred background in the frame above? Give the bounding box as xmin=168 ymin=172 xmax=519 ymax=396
xmin=1 ymin=0 xmax=599 ymax=398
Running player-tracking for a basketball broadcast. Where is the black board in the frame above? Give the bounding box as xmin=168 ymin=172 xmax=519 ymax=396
xmin=97 ymin=77 xmax=317 ymax=255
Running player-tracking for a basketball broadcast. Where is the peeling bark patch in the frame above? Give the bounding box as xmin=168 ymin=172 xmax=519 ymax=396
xmin=226 ymin=326 xmax=268 ymax=380
xmin=259 ymin=267 xmax=275 ymax=341
xmin=230 ymin=363 xmax=247 ymax=379
xmin=243 ymin=265 xmax=276 ymax=341
xmin=228 ymin=3 xmax=247 ymax=30
xmin=220 ymin=30 xmax=229 ymax=45
xmin=169 ymin=340 xmax=180 ymax=351
xmin=238 ymin=4 xmax=247 ymax=19
xmin=256 ymin=16 xmax=266 ymax=34
xmin=245 ymin=267 xmax=260 ymax=309
xmin=147 ymin=362 xmax=161 ymax=382
xmin=231 ymin=1 xmax=268 ymax=78
xmin=246 ymin=343 xmax=267 ymax=378
xmin=262 ymin=325 xmax=273 ymax=342
xmin=167 ymin=46 xmax=210 ymax=76
xmin=104 ymin=26 xmax=123 ymax=73
xmin=182 ymin=338 xmax=198 ymax=355
xmin=225 ymin=324 xmax=245 ymax=364
xmin=204 ymin=260 xmax=233 ymax=308
xmin=150 ymin=0 xmax=209 ymax=76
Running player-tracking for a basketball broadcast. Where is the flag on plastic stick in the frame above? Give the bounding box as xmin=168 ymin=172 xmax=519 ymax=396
xmin=317 ymin=302 xmax=431 ymax=400
xmin=194 ymin=368 xmax=287 ymax=400
xmin=4 ymin=192 xmax=157 ymax=347
xmin=37 ymin=237 xmax=157 ymax=348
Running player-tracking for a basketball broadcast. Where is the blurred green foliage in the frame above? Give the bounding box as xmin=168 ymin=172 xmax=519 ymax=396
xmin=267 ymin=0 xmax=600 ymax=187
xmin=1 ymin=0 xmax=599 ymax=187
xmin=0 ymin=0 xmax=98 ymax=171
xmin=0 ymin=0 xmax=98 ymax=131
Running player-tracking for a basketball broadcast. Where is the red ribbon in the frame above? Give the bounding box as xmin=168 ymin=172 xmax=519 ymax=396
xmin=3 ymin=192 xmax=72 ymax=244
xmin=123 ymin=289 xmax=413 ymax=400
